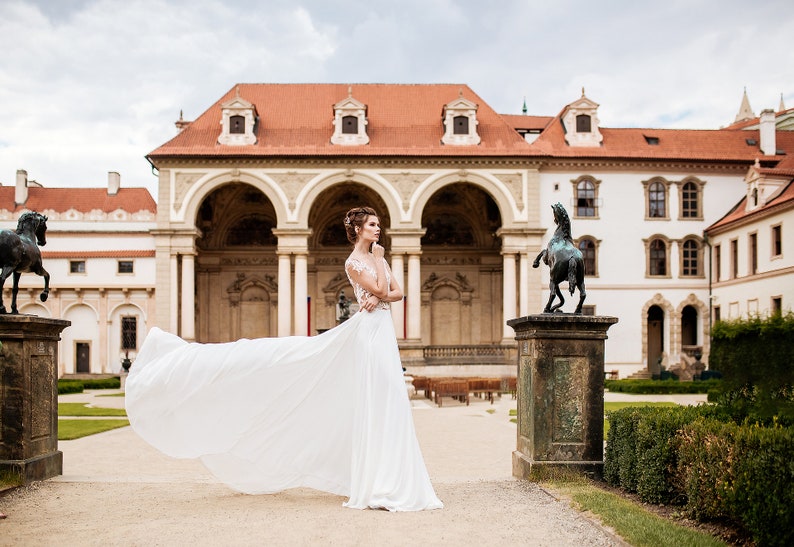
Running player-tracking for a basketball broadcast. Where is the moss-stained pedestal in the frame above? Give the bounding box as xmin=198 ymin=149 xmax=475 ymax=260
xmin=0 ymin=315 xmax=70 ymax=484
xmin=507 ymin=313 xmax=618 ymax=480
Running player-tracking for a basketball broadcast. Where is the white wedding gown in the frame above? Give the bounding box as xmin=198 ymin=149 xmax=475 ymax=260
xmin=125 ymin=256 xmax=443 ymax=511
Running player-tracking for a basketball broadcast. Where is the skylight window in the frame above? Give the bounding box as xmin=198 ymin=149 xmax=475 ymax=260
xmin=644 ymin=135 xmax=660 ymax=145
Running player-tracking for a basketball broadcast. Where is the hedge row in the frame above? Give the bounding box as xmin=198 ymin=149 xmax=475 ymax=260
xmin=605 ymin=378 xmax=721 ymax=394
xmin=57 ymin=377 xmax=121 ymax=394
xmin=710 ymin=312 xmax=794 ymax=424
xmin=605 ymin=406 xmax=794 ymax=546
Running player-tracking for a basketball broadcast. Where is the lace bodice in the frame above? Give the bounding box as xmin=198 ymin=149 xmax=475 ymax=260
xmin=345 ymin=256 xmax=391 ymax=311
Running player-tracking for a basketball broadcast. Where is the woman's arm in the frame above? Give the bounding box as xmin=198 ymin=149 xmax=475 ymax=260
xmin=381 ymin=260 xmax=403 ymax=302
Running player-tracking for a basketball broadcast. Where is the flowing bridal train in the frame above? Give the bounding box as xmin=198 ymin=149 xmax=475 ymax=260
xmin=126 ymin=247 xmax=442 ymax=512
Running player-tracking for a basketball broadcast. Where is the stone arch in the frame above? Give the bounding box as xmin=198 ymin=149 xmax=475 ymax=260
xmin=422 ymin=272 xmax=474 ymax=345
xmin=410 ymin=170 xmax=518 ymax=227
xmin=641 ymin=294 xmax=674 ymax=372
xmin=675 ymin=293 xmax=710 ymax=363
xmin=296 ymin=170 xmax=402 ymax=228
xmin=226 ymin=273 xmax=278 ymax=340
xmin=109 ymin=303 xmax=146 ymax=372
xmin=18 ymin=302 xmax=50 ymax=317
xmin=178 ymin=171 xmax=289 ymax=228
xmin=62 ymin=303 xmax=100 ymax=375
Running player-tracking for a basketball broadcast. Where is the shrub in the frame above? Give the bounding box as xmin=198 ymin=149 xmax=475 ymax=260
xmin=605 ymin=378 xmax=720 ymax=394
xmin=80 ymin=377 xmax=121 ymax=389
xmin=57 ymin=380 xmax=84 ymax=394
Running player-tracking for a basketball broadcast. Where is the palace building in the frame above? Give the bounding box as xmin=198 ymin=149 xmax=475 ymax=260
xmin=2 ymin=84 xmax=792 ymax=378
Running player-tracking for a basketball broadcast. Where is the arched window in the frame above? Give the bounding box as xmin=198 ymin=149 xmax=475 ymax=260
xmin=576 ymin=114 xmax=591 ymax=133
xmin=342 ymin=115 xmax=358 ymax=134
xmin=681 ymin=182 xmax=699 ymax=218
xmin=681 ymin=238 xmax=700 ymax=277
xmin=752 ymin=187 xmax=759 ymax=207
xmin=649 ymin=239 xmax=667 ymax=276
xmin=649 ymin=181 xmax=666 ymax=218
xmin=577 ymin=238 xmax=597 ymax=276
xmin=453 ymin=115 xmax=469 ymax=135
xmin=681 ymin=305 xmax=698 ymax=347
xmin=229 ymin=115 xmax=245 ymax=134
xmin=576 ymin=180 xmax=596 ymax=217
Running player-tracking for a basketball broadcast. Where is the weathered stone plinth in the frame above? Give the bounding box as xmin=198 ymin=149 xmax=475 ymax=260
xmin=0 ymin=315 xmax=70 ymax=484
xmin=507 ymin=313 xmax=618 ymax=480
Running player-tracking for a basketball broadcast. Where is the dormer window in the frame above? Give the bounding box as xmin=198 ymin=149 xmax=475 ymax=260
xmin=332 ymin=88 xmax=369 ymax=145
xmin=441 ymin=92 xmax=480 ymax=146
xmin=576 ymin=114 xmax=591 ymax=133
xmin=453 ymin=116 xmax=469 ymax=135
xmin=562 ymin=89 xmax=603 ymax=147
xmin=342 ymin=115 xmax=358 ymax=134
xmin=230 ymin=115 xmax=245 ymax=134
xmin=218 ymin=87 xmax=257 ymax=146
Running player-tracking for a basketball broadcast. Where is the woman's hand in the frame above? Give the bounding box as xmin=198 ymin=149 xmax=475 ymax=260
xmin=371 ymin=243 xmax=385 ymax=259
xmin=360 ymin=294 xmax=380 ymax=312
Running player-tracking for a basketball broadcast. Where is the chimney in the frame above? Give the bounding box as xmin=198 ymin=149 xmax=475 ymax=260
xmin=108 ymin=171 xmax=121 ymax=195
xmin=759 ymin=109 xmax=776 ymax=155
xmin=15 ymin=169 xmax=28 ymax=205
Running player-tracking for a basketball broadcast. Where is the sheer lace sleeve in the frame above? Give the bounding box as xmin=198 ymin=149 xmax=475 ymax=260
xmin=345 ymin=257 xmax=391 ymax=310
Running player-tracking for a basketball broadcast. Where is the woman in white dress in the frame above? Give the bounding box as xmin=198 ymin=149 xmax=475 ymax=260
xmin=125 ymin=206 xmax=443 ymax=511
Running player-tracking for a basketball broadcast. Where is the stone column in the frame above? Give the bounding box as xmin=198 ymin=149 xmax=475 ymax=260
xmin=169 ymin=254 xmax=178 ymax=334
xmin=407 ymin=253 xmax=422 ymax=341
xmin=180 ymin=253 xmax=196 ymax=342
xmin=502 ymin=252 xmax=517 ymax=340
xmin=519 ymin=252 xmax=530 ymax=317
xmin=277 ymin=252 xmax=292 ymax=336
xmin=0 ymin=315 xmax=70 ymax=484
xmin=293 ymin=253 xmax=308 ymax=336
xmin=508 ymin=314 xmax=618 ymax=479
xmin=390 ymin=254 xmax=405 ymax=339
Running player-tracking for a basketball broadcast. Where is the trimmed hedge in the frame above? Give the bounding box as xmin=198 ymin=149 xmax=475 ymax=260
xmin=57 ymin=377 xmax=121 ymax=394
xmin=710 ymin=312 xmax=794 ymax=425
xmin=606 ymin=406 xmax=794 ymax=546
xmin=605 ymin=379 xmax=721 ymax=394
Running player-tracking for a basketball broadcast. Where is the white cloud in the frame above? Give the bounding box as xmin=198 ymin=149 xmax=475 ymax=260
xmin=0 ymin=0 xmax=792 ymax=196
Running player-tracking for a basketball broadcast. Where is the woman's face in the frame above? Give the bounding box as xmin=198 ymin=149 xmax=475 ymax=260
xmin=358 ymin=215 xmax=380 ymax=244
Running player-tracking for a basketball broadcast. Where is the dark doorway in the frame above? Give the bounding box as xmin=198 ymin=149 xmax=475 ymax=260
xmin=647 ymin=305 xmax=664 ymax=375
xmin=76 ymin=342 xmax=90 ymax=373
xmin=681 ymin=305 xmax=698 ymax=347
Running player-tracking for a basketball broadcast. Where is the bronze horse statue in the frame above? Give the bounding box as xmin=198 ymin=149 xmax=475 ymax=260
xmin=0 ymin=212 xmax=50 ymax=314
xmin=533 ymin=202 xmax=586 ymax=314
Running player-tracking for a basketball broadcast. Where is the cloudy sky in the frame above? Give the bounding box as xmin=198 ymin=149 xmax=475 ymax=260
xmin=1 ymin=0 xmax=792 ymax=198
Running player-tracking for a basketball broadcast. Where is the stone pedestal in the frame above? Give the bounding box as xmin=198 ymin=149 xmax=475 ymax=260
xmin=0 ymin=315 xmax=70 ymax=484
xmin=507 ymin=313 xmax=618 ymax=479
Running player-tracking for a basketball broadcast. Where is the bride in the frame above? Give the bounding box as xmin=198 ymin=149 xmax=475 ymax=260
xmin=125 ymin=206 xmax=443 ymax=511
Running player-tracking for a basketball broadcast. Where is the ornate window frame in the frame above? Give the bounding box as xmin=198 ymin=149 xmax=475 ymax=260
xmin=575 ymin=235 xmax=600 ymax=277
xmin=678 ymin=236 xmax=704 ymax=278
xmin=331 ymin=89 xmax=369 ymax=146
xmin=644 ymin=235 xmax=672 ymax=278
xmin=643 ymin=177 xmax=671 ymax=220
xmin=441 ymin=94 xmax=481 ymax=145
xmin=676 ymin=177 xmax=705 ymax=220
xmin=571 ymin=175 xmax=601 ymax=218
xmin=217 ymin=93 xmax=258 ymax=146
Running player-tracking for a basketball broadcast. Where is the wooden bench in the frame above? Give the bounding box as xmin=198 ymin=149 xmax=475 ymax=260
xmin=434 ymin=379 xmax=470 ymax=407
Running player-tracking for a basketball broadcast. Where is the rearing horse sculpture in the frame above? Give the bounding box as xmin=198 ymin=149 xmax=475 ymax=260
xmin=533 ymin=202 xmax=586 ymax=314
xmin=0 ymin=212 xmax=50 ymax=314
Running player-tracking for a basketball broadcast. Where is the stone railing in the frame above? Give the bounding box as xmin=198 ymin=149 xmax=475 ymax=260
xmin=423 ymin=344 xmax=515 ymax=365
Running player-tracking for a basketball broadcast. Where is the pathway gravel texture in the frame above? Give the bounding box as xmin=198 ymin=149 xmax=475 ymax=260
xmin=0 ymin=389 xmax=703 ymax=545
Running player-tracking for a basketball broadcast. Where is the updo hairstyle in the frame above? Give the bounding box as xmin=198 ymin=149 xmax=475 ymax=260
xmin=344 ymin=206 xmax=378 ymax=244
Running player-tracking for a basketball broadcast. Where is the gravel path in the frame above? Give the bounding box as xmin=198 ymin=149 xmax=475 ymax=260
xmin=0 ymin=391 xmax=639 ymax=546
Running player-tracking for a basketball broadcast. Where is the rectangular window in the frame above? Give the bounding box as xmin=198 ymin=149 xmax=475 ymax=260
xmin=730 ymin=239 xmax=738 ymax=279
xmin=580 ymin=305 xmax=596 ymax=316
xmin=118 ymin=260 xmax=134 ymax=274
xmin=713 ymin=305 xmax=721 ymax=323
xmin=70 ymin=260 xmax=86 ymax=274
xmin=714 ymin=245 xmax=721 ymax=281
xmin=749 ymin=233 xmax=758 ymax=275
xmin=772 ymin=297 xmax=782 ymax=316
xmin=121 ymin=316 xmax=137 ymax=350
xmin=772 ymin=224 xmax=782 ymax=256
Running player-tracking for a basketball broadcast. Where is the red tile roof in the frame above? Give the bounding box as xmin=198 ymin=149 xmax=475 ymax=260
xmin=706 ymin=177 xmax=794 ymax=232
xmin=148 ymin=84 xmax=533 ymax=159
xmin=722 ymin=107 xmax=794 ymax=130
xmin=0 ymin=187 xmax=156 ymax=214
xmin=148 ymin=83 xmax=792 ymax=168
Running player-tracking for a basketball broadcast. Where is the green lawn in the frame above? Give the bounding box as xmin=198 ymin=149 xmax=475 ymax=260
xmin=549 ymin=479 xmax=728 ymax=547
xmin=58 ymin=419 xmax=130 ymax=440
xmin=58 ymin=403 xmax=127 ymax=417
